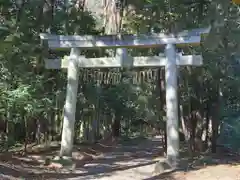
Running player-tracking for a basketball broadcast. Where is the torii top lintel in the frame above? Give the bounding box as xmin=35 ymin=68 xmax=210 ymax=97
xmin=40 ymin=27 xmax=210 ymax=49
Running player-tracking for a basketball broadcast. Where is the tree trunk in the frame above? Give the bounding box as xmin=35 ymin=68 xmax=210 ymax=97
xmin=157 ymin=68 xmax=166 ymax=151
xmin=35 ymin=118 xmax=41 ymax=144
xmin=180 ymin=105 xmax=190 ymax=143
xmin=24 ymin=115 xmax=28 ymax=154
xmin=211 ymin=78 xmax=223 ymax=153
xmin=211 ymin=107 xmax=218 ymax=153
xmin=203 ymin=102 xmax=211 ymax=150
xmin=112 ymin=113 xmax=121 ymax=137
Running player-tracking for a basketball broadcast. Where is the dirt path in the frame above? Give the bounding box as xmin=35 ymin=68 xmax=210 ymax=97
xmin=0 ymin=137 xmax=239 ymax=180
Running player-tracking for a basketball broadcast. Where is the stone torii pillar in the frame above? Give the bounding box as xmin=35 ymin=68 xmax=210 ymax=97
xmin=59 ymin=48 xmax=80 ymax=156
xmin=165 ymin=43 xmax=179 ymax=166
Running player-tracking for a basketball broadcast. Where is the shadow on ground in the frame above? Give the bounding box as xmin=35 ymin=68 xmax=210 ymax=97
xmin=0 ymin=137 xmax=239 ymax=180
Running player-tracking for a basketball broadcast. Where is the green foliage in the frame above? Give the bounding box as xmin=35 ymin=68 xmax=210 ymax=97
xmin=218 ymin=115 xmax=240 ymax=151
xmin=0 ymin=0 xmax=240 ymax=152
xmin=0 ymin=0 xmax=99 ymax=146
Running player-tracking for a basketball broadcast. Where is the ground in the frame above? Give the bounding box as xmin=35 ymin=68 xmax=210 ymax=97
xmin=0 ymin=136 xmax=239 ymax=180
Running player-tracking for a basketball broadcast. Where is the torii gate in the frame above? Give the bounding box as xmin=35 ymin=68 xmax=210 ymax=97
xmin=40 ymin=27 xmax=210 ymax=167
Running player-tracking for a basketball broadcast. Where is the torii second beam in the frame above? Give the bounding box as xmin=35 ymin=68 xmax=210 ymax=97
xmin=44 ymin=54 xmax=203 ymax=69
